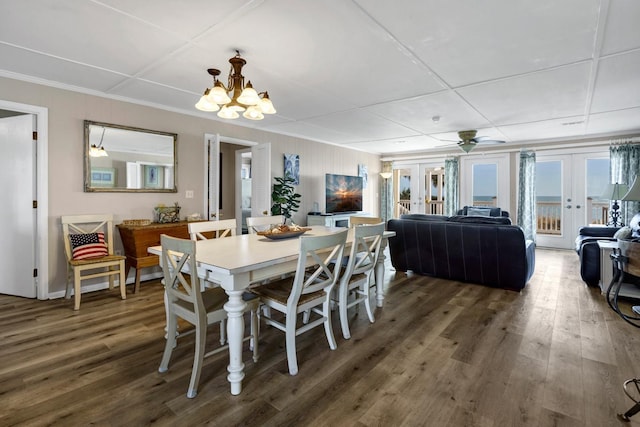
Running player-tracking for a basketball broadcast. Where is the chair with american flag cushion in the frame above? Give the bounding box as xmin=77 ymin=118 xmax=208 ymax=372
xmin=61 ymin=214 xmax=126 ymax=310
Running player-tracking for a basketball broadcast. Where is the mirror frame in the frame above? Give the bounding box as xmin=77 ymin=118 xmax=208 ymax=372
xmin=84 ymin=120 xmax=178 ymax=193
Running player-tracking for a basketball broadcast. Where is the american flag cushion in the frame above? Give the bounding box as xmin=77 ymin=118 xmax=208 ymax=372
xmin=69 ymin=232 xmax=108 ymax=260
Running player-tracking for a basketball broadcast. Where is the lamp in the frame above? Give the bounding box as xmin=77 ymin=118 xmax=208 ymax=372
xmin=195 ymin=50 xmax=276 ymax=121
xmin=602 ymin=182 xmax=629 ymax=227
xmin=458 ymin=141 xmax=476 ymax=153
xmin=379 ymin=172 xmax=392 ymax=180
xmin=622 ymin=177 xmax=640 ymax=202
xmin=89 ymin=127 xmax=108 ymax=157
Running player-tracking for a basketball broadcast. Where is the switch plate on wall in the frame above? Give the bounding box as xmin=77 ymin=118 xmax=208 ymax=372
xmin=185 ymin=190 xmax=194 ymax=199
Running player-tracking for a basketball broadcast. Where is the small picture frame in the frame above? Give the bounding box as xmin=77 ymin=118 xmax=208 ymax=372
xmin=90 ymin=167 xmax=116 ymax=188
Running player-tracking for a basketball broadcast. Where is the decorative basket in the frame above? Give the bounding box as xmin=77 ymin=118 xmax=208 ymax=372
xmin=122 ymin=219 xmax=152 ymax=226
xmin=154 ymin=206 xmax=181 ymax=223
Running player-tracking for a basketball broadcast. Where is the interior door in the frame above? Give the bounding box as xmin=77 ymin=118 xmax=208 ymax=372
xmin=0 ymin=114 xmax=37 ymax=297
xmin=251 ymin=143 xmax=271 ymax=217
xmin=207 ymin=135 xmax=220 ymax=220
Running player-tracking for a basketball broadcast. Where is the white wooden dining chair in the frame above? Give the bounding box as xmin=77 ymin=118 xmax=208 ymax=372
xmin=249 ymin=229 xmax=348 ymax=375
xmin=61 ymin=214 xmax=126 ymax=310
xmin=349 ymin=216 xmax=383 ymax=227
xmin=188 ymin=219 xmax=237 ymax=241
xmin=246 ymin=215 xmax=285 ymax=233
xmin=158 ymin=235 xmax=260 ymax=399
xmin=334 ymin=222 xmax=385 ymax=339
xmin=187 ymin=218 xmax=238 ymax=345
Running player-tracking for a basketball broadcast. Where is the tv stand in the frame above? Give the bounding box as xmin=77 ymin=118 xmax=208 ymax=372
xmin=307 ymin=212 xmax=367 ymax=228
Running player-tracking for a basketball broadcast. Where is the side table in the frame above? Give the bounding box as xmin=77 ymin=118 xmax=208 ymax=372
xmin=597 ymin=240 xmax=640 ymax=299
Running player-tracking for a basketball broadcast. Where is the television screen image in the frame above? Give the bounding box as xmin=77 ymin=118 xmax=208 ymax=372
xmin=325 ymin=174 xmax=363 ymax=213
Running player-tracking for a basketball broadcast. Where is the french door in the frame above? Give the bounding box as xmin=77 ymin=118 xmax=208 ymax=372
xmin=393 ymin=162 xmax=444 ymax=217
xmin=535 ymin=152 xmax=609 ymax=249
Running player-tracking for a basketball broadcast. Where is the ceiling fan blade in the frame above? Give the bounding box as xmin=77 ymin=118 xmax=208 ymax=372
xmin=473 ymin=136 xmax=505 ymax=144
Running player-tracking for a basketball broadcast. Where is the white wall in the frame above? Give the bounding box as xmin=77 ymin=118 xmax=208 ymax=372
xmin=0 ymin=76 xmax=381 ymax=295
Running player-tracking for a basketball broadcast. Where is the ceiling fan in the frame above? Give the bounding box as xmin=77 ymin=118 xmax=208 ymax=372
xmin=454 ymin=130 xmax=505 ymax=153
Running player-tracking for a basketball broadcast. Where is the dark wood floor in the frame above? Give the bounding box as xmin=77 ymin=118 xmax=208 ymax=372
xmin=1 ymin=248 xmax=639 ymax=426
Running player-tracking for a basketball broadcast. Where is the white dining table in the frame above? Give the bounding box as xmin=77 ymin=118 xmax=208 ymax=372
xmin=148 ymin=225 xmax=395 ymax=395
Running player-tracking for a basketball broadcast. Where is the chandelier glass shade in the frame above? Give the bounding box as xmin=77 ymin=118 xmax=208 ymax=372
xmin=195 ymin=51 xmax=276 ymax=121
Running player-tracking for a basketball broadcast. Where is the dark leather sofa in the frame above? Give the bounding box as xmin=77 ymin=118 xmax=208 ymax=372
xmin=387 ymin=214 xmax=535 ymax=291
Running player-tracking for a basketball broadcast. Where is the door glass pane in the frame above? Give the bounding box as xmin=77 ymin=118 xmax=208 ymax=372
xmin=425 ymin=167 xmax=444 ymax=214
xmin=398 ymin=171 xmax=411 ymax=215
xmin=586 ymin=158 xmax=609 ymax=225
xmin=536 ymin=161 xmax=562 ymax=235
xmin=472 ymin=163 xmax=497 ymax=206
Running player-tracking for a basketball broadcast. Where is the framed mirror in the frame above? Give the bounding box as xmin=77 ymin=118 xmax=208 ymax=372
xmin=84 ymin=120 xmax=177 ymax=192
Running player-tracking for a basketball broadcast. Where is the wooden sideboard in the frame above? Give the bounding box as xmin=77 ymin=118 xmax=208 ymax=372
xmin=117 ymin=221 xmax=192 ymax=292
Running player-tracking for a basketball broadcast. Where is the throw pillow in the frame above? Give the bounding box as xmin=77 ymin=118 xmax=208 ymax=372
xmin=467 ymin=207 xmax=492 ymax=217
xmin=614 ymin=226 xmax=632 ymax=240
xmin=69 ymin=232 xmax=108 ymax=260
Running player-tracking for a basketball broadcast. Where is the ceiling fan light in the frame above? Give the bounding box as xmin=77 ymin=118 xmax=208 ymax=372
xmin=209 ymin=82 xmax=232 ymax=105
xmin=237 ymin=81 xmax=260 ymax=106
xmin=259 ymin=92 xmax=276 ymax=114
xmin=217 ymin=105 xmax=239 ymax=119
xmin=459 ymin=142 xmax=475 ymax=153
xmin=243 ymin=105 xmax=264 ymax=120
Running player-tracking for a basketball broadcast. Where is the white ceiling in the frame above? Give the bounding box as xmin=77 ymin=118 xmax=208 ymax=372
xmin=1 ymin=0 xmax=639 ymax=155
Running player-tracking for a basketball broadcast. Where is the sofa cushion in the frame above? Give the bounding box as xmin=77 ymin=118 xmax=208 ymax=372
xmin=614 ymin=226 xmax=632 ymax=240
xmin=459 ymin=206 xmax=502 ymax=217
xmin=448 ymin=215 xmax=512 ymax=225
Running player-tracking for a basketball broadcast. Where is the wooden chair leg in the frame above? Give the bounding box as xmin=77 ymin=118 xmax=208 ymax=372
xmin=73 ymin=270 xmax=82 ymax=311
xmin=285 ymin=316 xmax=299 ymax=376
xmin=187 ymin=321 xmax=207 ymax=398
xmin=159 ymin=311 xmax=178 ymax=373
xmin=119 ymin=261 xmax=127 ymax=300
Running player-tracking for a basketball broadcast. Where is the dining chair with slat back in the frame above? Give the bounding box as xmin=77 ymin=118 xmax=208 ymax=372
xmin=249 ymin=229 xmax=348 ymax=375
xmin=61 ymin=214 xmax=127 ymax=310
xmin=158 ymin=235 xmax=260 ymax=398
xmin=246 ymin=215 xmax=285 ymax=234
xmin=188 ymin=219 xmax=237 ymax=241
xmin=349 ymin=216 xmax=383 ymax=227
xmin=187 ymin=218 xmax=238 ymax=345
xmin=334 ymin=222 xmax=385 ymax=339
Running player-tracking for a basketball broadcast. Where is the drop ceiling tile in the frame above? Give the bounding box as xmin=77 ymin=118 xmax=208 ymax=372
xmin=0 ymin=44 xmax=128 ymax=92
xmin=98 ymin=0 xmax=253 ymax=40
xmin=457 ymin=63 xmax=591 ymax=126
xmin=262 ymin=120 xmax=359 ymax=145
xmin=587 ymin=107 xmax=640 ymax=136
xmin=345 ymin=135 xmax=450 ymax=155
xmin=110 ymin=79 xmax=202 ymax=113
xmin=194 ymin=0 xmax=445 ymax=106
xmin=0 ymin=0 xmax=185 ymax=75
xmin=600 ymin=1 xmax=640 ymax=55
xmin=304 ymin=109 xmax=421 ymax=142
xmin=497 ymin=117 xmax=587 ymax=142
xmin=363 ymin=90 xmax=491 ymax=134
xmin=591 ymin=50 xmax=640 ymax=114
xmin=357 ymin=0 xmax=599 ymax=87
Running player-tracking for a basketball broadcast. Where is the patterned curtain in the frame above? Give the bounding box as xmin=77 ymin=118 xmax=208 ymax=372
xmin=380 ymin=161 xmax=393 ymax=223
xmin=517 ymin=151 xmax=536 ymax=242
xmin=610 ymin=143 xmax=640 ymax=225
xmin=443 ymin=157 xmax=459 ymax=216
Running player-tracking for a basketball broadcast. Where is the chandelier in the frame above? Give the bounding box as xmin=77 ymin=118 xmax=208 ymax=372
xmin=89 ymin=127 xmax=108 ymax=157
xmin=195 ymin=50 xmax=276 ymax=120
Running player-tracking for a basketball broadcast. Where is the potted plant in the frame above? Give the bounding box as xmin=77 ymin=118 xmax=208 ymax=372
xmin=271 ymin=174 xmax=301 ymax=224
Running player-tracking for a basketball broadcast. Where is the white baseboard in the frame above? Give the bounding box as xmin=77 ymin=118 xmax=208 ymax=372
xmin=49 ymin=270 xmax=163 ymax=300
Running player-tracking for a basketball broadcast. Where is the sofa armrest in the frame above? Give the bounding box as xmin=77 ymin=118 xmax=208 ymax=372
xmin=577 ymin=226 xmax=619 ymax=238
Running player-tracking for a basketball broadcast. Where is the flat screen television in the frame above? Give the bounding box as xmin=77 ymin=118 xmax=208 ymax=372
xmin=325 ymin=173 xmax=363 ymax=214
